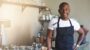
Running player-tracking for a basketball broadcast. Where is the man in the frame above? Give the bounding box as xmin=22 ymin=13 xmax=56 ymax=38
xmin=47 ymin=2 xmax=85 ymax=50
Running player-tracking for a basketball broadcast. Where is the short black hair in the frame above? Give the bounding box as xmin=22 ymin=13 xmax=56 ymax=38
xmin=59 ymin=2 xmax=69 ymax=10
xmin=80 ymin=25 xmax=83 ymax=27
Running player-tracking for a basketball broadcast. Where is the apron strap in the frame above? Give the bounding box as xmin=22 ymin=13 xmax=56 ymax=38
xmin=57 ymin=17 xmax=60 ymax=28
xmin=69 ymin=19 xmax=73 ymax=26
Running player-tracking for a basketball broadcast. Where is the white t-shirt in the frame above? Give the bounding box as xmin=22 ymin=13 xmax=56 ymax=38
xmin=48 ymin=17 xmax=80 ymax=31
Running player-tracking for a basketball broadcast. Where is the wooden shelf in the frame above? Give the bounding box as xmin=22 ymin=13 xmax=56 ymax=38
xmin=2 ymin=1 xmax=47 ymax=9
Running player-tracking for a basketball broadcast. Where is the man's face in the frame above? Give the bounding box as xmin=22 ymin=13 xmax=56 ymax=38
xmin=59 ymin=5 xmax=70 ymax=18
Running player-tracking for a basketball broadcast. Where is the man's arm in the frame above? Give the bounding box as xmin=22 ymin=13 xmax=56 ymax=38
xmin=83 ymin=27 xmax=89 ymax=36
xmin=76 ymin=28 xmax=85 ymax=45
xmin=74 ymin=28 xmax=85 ymax=50
xmin=47 ymin=29 xmax=53 ymax=50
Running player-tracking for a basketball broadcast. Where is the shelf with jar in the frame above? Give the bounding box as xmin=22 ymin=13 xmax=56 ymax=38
xmin=0 ymin=0 xmax=47 ymax=12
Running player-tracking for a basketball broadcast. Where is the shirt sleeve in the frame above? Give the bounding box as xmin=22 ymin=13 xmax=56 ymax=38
xmin=71 ymin=19 xmax=80 ymax=31
xmin=48 ymin=18 xmax=57 ymax=30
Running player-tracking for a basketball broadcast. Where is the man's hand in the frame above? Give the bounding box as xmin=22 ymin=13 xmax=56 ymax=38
xmin=73 ymin=45 xmax=77 ymax=50
xmin=73 ymin=44 xmax=80 ymax=50
xmin=47 ymin=48 xmax=50 ymax=50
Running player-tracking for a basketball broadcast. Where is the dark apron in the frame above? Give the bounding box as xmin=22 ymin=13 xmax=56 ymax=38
xmin=55 ymin=17 xmax=74 ymax=50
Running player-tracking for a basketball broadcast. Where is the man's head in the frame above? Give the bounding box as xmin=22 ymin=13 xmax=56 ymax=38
xmin=58 ymin=2 xmax=70 ymax=19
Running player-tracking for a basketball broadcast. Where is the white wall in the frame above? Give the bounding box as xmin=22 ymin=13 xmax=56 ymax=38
xmin=0 ymin=0 xmax=43 ymax=46
xmin=44 ymin=0 xmax=89 ymax=23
